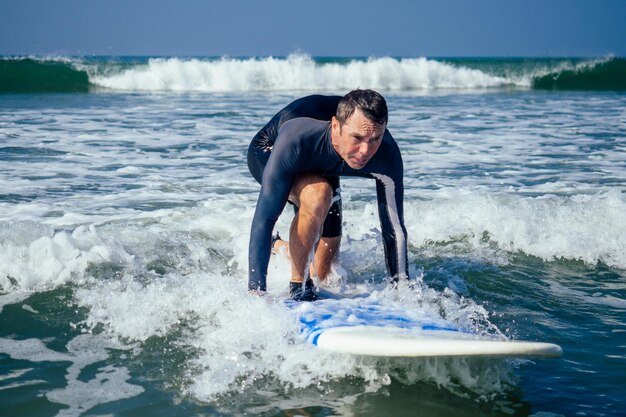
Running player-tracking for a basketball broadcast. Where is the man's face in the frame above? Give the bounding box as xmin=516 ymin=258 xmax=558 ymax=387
xmin=331 ymin=109 xmax=386 ymax=170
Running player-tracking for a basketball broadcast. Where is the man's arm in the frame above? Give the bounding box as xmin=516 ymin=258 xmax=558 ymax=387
xmin=372 ymin=141 xmax=409 ymax=280
xmin=248 ymin=136 xmax=301 ymax=291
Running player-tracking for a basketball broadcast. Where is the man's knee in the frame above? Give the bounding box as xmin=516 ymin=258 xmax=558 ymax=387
xmin=293 ymin=175 xmax=333 ymax=219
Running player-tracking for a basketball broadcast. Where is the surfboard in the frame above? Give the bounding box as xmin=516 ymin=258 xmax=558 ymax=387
xmin=287 ymin=297 xmax=562 ymax=358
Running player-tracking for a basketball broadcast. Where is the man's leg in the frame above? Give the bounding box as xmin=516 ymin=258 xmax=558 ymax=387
xmin=274 ymin=235 xmax=341 ymax=282
xmin=287 ymin=174 xmax=333 ymax=283
xmin=310 ymin=236 xmax=341 ymax=281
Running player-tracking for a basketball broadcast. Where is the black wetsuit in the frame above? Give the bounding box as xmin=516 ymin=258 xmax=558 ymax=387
xmin=247 ymin=95 xmax=409 ymax=291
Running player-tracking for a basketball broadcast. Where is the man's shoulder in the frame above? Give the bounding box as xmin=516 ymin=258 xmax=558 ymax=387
xmin=278 ymin=117 xmax=329 ymax=139
xmin=275 ymin=95 xmax=341 ymax=125
xmin=285 ymin=95 xmax=342 ymax=112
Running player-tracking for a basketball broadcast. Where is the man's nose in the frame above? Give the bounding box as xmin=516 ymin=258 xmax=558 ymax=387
xmin=359 ymin=142 xmax=371 ymax=155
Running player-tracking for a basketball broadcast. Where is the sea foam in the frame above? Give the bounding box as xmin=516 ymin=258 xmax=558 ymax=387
xmin=404 ymin=189 xmax=626 ymax=270
xmin=91 ymin=54 xmax=514 ymax=92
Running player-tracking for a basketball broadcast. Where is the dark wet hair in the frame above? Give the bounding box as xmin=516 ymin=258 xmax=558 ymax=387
xmin=335 ymin=89 xmax=388 ymax=126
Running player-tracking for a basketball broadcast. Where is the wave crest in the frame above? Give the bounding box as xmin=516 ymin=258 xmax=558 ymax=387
xmin=91 ymin=54 xmax=512 ymax=92
xmin=2 ymin=55 xmax=624 ymax=94
xmin=0 ymin=57 xmax=90 ymax=92
xmin=532 ymin=56 xmax=626 ymax=90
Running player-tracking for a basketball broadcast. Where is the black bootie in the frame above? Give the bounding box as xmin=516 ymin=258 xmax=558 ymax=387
xmin=289 ymin=279 xmax=318 ymax=302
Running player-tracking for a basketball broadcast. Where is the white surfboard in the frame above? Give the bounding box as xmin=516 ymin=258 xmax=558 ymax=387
xmin=287 ymin=297 xmax=562 ymax=358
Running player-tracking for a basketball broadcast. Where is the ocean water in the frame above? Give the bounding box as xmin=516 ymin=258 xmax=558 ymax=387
xmin=0 ymin=55 xmax=625 ymax=417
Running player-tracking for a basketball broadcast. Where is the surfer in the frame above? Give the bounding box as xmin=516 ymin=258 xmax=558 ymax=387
xmin=247 ymin=89 xmax=409 ymax=301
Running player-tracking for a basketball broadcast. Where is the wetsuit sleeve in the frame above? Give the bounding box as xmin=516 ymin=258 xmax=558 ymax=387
xmin=372 ymin=137 xmax=409 ymax=281
xmin=248 ymin=135 xmax=302 ymax=291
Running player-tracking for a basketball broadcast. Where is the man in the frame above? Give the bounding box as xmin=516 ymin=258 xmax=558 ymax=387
xmin=247 ymin=89 xmax=409 ymax=301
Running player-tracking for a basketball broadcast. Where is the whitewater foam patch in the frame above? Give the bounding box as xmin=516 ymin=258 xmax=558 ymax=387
xmin=186 ymin=283 xmax=514 ymax=402
xmin=406 ymin=189 xmax=626 ymax=269
xmin=70 ymin=248 xmax=514 ymax=403
xmin=91 ymin=54 xmax=514 ymax=93
xmin=0 ymin=222 xmax=135 ymax=293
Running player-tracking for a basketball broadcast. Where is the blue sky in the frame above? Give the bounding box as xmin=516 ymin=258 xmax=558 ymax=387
xmin=1 ymin=0 xmax=625 ymax=57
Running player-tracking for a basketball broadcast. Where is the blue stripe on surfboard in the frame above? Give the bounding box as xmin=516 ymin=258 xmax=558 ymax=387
xmin=286 ymin=299 xmax=462 ymax=345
